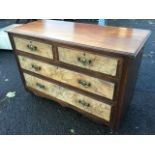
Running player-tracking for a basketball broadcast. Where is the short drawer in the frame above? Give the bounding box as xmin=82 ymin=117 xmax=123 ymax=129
xmin=18 ymin=55 xmax=115 ymax=100
xmin=58 ymin=47 xmax=120 ymax=76
xmin=13 ymin=37 xmax=53 ymax=59
xmin=24 ymin=73 xmax=111 ymax=121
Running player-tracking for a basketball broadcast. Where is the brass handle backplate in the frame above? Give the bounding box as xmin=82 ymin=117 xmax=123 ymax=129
xmin=27 ymin=42 xmax=37 ymax=51
xmin=77 ymin=57 xmax=92 ymax=66
xmin=78 ymin=100 xmax=90 ymax=107
xmin=31 ymin=64 xmax=41 ymax=71
xmin=36 ymin=83 xmax=45 ymax=89
xmin=78 ymin=79 xmax=91 ymax=88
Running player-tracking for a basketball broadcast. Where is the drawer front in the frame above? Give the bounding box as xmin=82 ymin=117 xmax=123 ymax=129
xmin=24 ymin=73 xmax=111 ymax=121
xmin=18 ymin=55 xmax=115 ymax=100
xmin=13 ymin=37 xmax=53 ymax=59
xmin=58 ymin=47 xmax=119 ymax=76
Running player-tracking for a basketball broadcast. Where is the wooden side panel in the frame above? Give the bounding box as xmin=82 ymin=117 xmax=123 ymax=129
xmin=58 ymin=47 xmax=119 ymax=76
xmin=13 ymin=37 xmax=53 ymax=59
xmin=18 ymin=55 xmax=115 ymax=100
xmin=24 ymin=73 xmax=111 ymax=121
xmin=111 ymin=49 xmax=144 ymax=129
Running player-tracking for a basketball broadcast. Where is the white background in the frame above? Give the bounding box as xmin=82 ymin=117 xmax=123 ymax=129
xmin=0 ymin=0 xmax=155 ymax=19
xmin=0 ymin=136 xmax=155 ymax=155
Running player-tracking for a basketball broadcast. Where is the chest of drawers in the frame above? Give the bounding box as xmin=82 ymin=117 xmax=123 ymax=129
xmin=7 ymin=20 xmax=150 ymax=129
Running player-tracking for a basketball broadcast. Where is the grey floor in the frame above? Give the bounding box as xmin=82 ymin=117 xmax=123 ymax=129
xmin=0 ymin=19 xmax=155 ymax=134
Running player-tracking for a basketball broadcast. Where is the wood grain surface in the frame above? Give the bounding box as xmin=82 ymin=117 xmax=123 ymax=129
xmin=18 ymin=55 xmax=115 ymax=100
xmin=13 ymin=36 xmax=53 ymax=59
xmin=24 ymin=73 xmax=111 ymax=121
xmin=58 ymin=47 xmax=119 ymax=76
xmin=7 ymin=20 xmax=151 ymax=57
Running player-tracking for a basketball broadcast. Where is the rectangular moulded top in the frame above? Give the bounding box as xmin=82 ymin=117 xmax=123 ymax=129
xmin=7 ymin=20 xmax=151 ymax=57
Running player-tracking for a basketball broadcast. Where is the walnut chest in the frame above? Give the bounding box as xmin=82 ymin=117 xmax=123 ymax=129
xmin=7 ymin=20 xmax=151 ymax=129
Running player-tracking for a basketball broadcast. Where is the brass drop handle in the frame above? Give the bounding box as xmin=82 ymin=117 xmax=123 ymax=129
xmin=78 ymin=100 xmax=90 ymax=107
xmin=78 ymin=79 xmax=91 ymax=88
xmin=27 ymin=42 xmax=37 ymax=51
xmin=36 ymin=83 xmax=45 ymax=89
xmin=31 ymin=64 xmax=41 ymax=71
xmin=77 ymin=57 xmax=92 ymax=66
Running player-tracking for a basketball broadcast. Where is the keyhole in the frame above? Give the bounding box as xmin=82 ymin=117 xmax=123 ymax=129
xmin=83 ymin=53 xmax=86 ymax=56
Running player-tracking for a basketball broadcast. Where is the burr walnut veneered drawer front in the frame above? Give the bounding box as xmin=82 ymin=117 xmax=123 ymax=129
xmin=18 ymin=55 xmax=115 ymax=100
xmin=13 ymin=37 xmax=53 ymax=59
xmin=24 ymin=73 xmax=111 ymax=121
xmin=58 ymin=47 xmax=120 ymax=76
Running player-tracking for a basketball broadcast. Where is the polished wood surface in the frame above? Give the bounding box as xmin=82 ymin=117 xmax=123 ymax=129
xmin=13 ymin=36 xmax=53 ymax=59
xmin=24 ymin=73 xmax=111 ymax=121
xmin=18 ymin=55 xmax=115 ymax=100
xmin=16 ymin=49 xmax=121 ymax=83
xmin=58 ymin=46 xmax=119 ymax=76
xmin=7 ymin=20 xmax=151 ymax=57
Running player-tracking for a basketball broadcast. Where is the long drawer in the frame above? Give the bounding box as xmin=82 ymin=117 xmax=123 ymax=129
xmin=58 ymin=47 xmax=120 ymax=76
xmin=24 ymin=73 xmax=112 ymax=121
xmin=18 ymin=55 xmax=115 ymax=100
xmin=13 ymin=37 xmax=53 ymax=59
